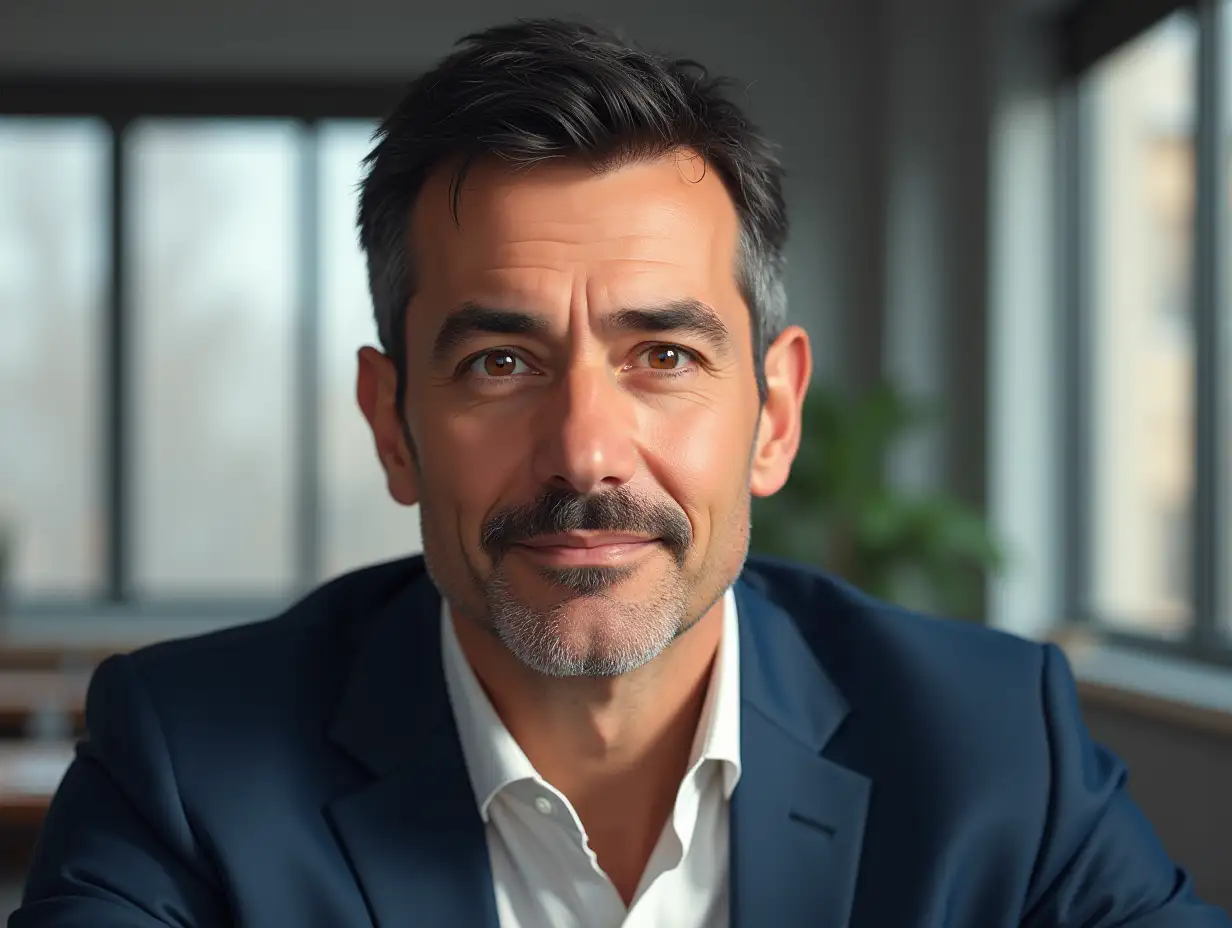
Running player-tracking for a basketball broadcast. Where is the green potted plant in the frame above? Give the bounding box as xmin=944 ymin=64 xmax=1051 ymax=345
xmin=751 ymin=382 xmax=1005 ymax=620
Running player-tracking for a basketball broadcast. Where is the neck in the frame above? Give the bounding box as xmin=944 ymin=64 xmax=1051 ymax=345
xmin=451 ymin=596 xmax=725 ymax=901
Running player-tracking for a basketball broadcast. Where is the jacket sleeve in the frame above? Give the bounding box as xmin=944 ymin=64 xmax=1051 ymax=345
xmin=9 ymin=654 xmax=229 ymax=927
xmin=1020 ymin=643 xmax=1230 ymax=927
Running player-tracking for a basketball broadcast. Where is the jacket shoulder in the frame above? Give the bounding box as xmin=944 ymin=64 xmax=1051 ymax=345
xmin=740 ymin=555 xmax=1046 ymax=717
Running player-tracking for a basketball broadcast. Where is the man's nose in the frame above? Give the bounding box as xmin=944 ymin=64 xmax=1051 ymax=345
xmin=530 ymin=365 xmax=639 ymax=497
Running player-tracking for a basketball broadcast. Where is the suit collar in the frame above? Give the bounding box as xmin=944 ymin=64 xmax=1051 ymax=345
xmin=328 ymin=565 xmax=448 ymax=776
xmin=439 ymin=592 xmax=540 ymax=819
xmin=325 ymin=563 xmax=499 ymax=928
xmin=730 ymin=573 xmax=871 ymax=928
xmin=698 ymin=586 xmax=743 ymax=798
xmin=324 ymin=557 xmax=871 ymax=928
xmin=734 ymin=577 xmax=850 ymax=751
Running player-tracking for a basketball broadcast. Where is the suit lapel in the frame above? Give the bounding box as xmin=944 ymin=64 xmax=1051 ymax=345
xmin=320 ymin=559 xmax=871 ymax=927
xmin=326 ymin=569 xmax=499 ymax=928
xmin=731 ymin=579 xmax=872 ymax=928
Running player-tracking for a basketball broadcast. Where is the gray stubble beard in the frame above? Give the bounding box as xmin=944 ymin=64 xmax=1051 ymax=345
xmin=481 ymin=560 xmax=694 ymax=678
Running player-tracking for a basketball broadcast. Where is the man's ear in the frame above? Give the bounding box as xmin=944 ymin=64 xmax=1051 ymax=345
xmin=356 ymin=346 xmax=420 ymax=507
xmin=749 ymin=326 xmax=812 ymax=499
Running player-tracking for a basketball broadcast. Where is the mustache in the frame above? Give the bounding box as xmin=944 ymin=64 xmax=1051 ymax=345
xmin=481 ymin=486 xmax=692 ymax=567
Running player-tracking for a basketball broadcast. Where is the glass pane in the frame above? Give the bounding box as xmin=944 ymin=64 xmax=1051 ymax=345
xmin=318 ymin=121 xmax=422 ymax=580
xmin=128 ymin=120 xmax=298 ymax=596
xmin=1084 ymin=12 xmax=1197 ymax=636
xmin=0 ymin=119 xmax=106 ymax=596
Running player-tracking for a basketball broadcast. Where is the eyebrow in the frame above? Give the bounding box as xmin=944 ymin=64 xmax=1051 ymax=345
xmin=429 ymin=297 xmax=733 ymax=363
xmin=429 ymin=302 xmax=551 ymax=362
xmin=602 ymin=300 xmax=733 ymax=353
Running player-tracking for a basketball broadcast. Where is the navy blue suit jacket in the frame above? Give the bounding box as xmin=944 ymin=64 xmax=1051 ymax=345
xmin=11 ymin=556 xmax=1230 ymax=926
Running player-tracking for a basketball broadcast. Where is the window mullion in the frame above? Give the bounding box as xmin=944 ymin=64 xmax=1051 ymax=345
xmin=1191 ymin=0 xmax=1225 ymax=648
xmin=295 ymin=119 xmax=323 ymax=590
xmin=1062 ymin=83 xmax=1093 ymax=626
xmin=104 ymin=116 xmax=131 ymax=604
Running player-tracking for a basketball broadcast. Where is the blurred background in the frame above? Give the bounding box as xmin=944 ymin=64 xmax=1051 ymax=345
xmin=0 ymin=0 xmax=1231 ymax=916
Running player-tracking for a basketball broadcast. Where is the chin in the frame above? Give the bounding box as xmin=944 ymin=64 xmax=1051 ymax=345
xmin=484 ymin=573 xmax=690 ymax=678
xmin=499 ymin=603 xmax=676 ymax=678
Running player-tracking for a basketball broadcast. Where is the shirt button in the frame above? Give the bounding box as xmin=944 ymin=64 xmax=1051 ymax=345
xmin=534 ymin=796 xmax=553 ymax=815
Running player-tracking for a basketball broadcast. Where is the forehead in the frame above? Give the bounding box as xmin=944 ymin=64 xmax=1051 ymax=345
xmin=406 ymin=151 xmax=745 ymax=321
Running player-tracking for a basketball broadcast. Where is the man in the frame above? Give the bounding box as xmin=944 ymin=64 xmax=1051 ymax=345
xmin=12 ymin=18 xmax=1228 ymax=928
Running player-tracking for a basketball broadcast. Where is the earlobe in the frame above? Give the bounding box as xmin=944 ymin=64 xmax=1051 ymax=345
xmin=749 ymin=326 xmax=812 ymax=499
xmin=387 ymin=460 xmax=421 ymax=509
xmin=356 ymin=346 xmax=421 ymax=508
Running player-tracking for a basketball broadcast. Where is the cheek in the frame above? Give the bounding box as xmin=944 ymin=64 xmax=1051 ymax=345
xmin=642 ymin=401 xmax=755 ymax=530
xmin=415 ymin=411 xmax=526 ymax=525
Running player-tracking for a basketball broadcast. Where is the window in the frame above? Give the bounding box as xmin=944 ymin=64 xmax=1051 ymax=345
xmin=1067 ymin=0 xmax=1231 ymax=661
xmin=1081 ymin=11 xmax=1198 ymax=637
xmin=128 ymin=120 xmax=300 ymax=596
xmin=0 ymin=83 xmax=415 ymax=618
xmin=0 ymin=118 xmax=107 ymax=597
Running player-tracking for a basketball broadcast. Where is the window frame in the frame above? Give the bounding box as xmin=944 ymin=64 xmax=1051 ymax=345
xmin=0 ymin=77 xmax=406 ymax=618
xmin=1060 ymin=0 xmax=1232 ymax=667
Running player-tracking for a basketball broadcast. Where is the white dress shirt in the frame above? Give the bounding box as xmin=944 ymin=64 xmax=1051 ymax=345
xmin=440 ymin=589 xmax=742 ymax=928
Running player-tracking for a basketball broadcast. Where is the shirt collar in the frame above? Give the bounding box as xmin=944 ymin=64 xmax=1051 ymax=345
xmin=693 ymin=586 xmax=743 ymax=798
xmin=440 ymin=600 xmax=539 ymax=820
xmin=440 ymin=587 xmax=743 ymax=819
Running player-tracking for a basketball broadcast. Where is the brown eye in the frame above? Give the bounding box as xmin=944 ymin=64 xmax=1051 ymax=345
xmin=645 ymin=345 xmax=693 ymax=371
xmin=468 ymin=349 xmax=528 ymax=379
xmin=483 ymin=351 xmax=518 ymax=376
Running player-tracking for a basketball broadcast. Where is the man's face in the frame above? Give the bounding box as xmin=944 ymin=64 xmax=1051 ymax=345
xmin=359 ymin=151 xmax=808 ymax=677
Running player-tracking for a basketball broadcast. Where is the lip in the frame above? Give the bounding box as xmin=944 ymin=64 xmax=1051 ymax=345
xmin=520 ymin=532 xmax=654 ymax=549
xmin=515 ymin=533 xmax=659 ymax=566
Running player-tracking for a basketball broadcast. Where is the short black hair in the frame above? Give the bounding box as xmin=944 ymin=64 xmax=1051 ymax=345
xmin=357 ymin=18 xmax=788 ymax=403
